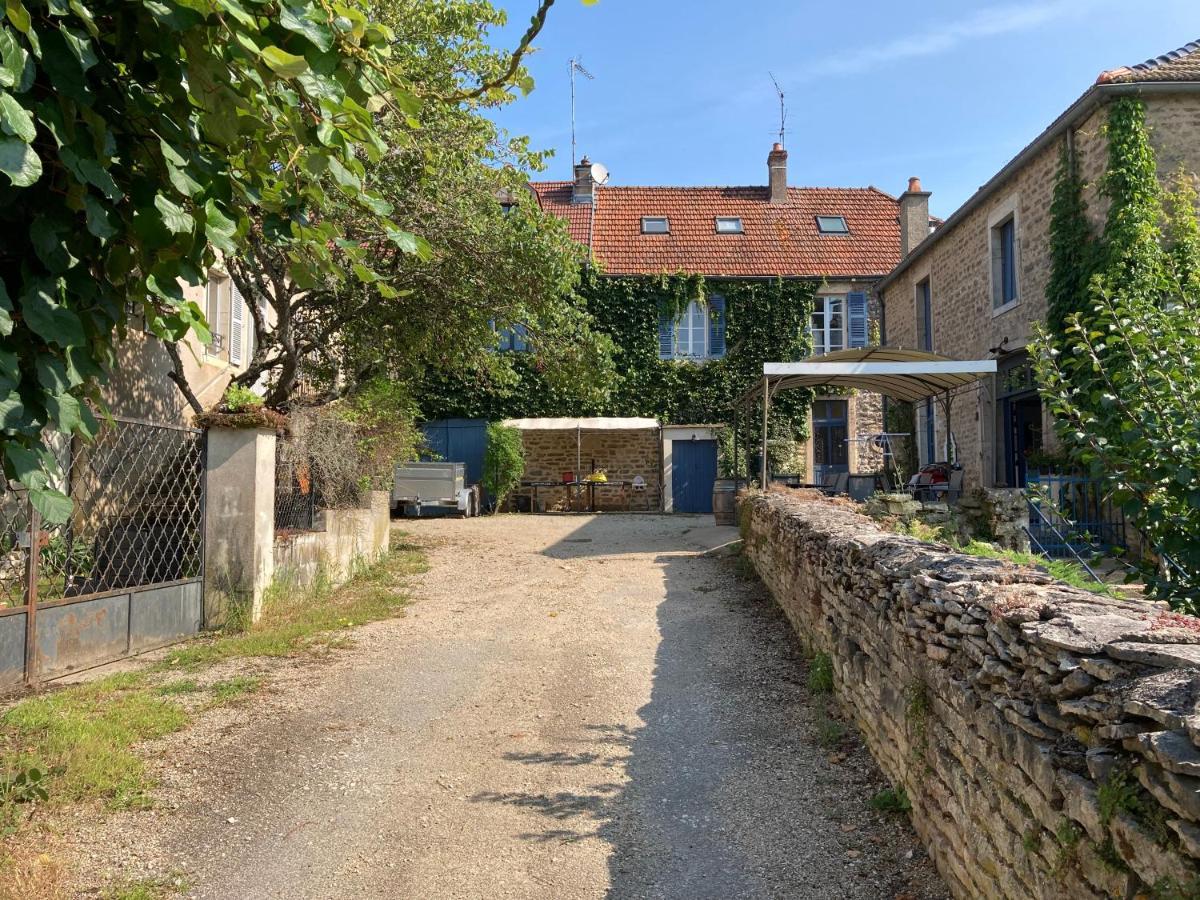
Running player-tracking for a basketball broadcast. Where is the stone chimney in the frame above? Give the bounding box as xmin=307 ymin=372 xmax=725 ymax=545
xmin=898 ymin=176 xmax=931 ymax=256
xmin=573 ymin=155 xmax=595 ymax=204
xmin=768 ymin=143 xmax=788 ymax=204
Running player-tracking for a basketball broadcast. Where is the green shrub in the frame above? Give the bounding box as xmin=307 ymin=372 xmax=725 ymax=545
xmin=869 ymin=786 xmax=911 ymax=813
xmin=221 ymin=384 xmax=263 ymax=413
xmin=482 ymin=423 xmax=524 ymax=513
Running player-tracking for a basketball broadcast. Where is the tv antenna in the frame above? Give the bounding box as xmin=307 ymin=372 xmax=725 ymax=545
xmin=769 ymin=72 xmax=787 ymax=147
xmin=569 ymin=56 xmax=594 ymax=167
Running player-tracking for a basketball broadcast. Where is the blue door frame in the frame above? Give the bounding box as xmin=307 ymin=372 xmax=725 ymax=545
xmin=672 ymin=440 xmax=718 ymax=514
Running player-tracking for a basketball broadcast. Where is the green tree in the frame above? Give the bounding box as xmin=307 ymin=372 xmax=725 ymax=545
xmin=228 ymin=0 xmax=614 ymax=409
xmin=0 ymin=0 xmax=422 ymax=518
xmin=1032 ymin=99 xmax=1200 ymax=609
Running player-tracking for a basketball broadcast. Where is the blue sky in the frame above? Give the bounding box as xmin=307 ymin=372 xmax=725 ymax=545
xmin=490 ymin=0 xmax=1199 ymax=218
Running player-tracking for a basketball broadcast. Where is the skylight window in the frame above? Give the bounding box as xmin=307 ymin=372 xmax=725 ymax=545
xmin=816 ymin=215 xmax=849 ymax=234
xmin=715 ymin=217 xmax=743 ymax=234
xmin=641 ymin=216 xmax=670 ymax=234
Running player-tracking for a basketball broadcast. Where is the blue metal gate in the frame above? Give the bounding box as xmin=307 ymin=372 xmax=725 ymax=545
xmin=420 ymin=419 xmax=487 ymax=487
xmin=672 ymin=440 xmax=718 ymax=514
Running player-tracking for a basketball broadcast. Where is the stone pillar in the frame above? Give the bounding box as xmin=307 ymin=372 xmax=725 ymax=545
xmin=204 ymin=426 xmax=276 ymax=627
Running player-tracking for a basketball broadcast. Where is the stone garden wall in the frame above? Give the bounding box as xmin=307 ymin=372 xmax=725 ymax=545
xmin=742 ymin=489 xmax=1200 ymax=899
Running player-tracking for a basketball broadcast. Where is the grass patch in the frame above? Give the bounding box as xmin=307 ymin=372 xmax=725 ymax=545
xmin=869 ymin=786 xmax=911 ymax=813
xmin=159 ymin=543 xmax=426 ymax=671
xmin=155 ymin=679 xmax=201 ymax=696
xmin=208 ymin=676 xmax=261 ymax=706
xmin=892 ymin=520 xmax=1116 ymax=595
xmin=808 ymin=651 xmax=834 ymax=695
xmin=814 ymin=703 xmax=847 ymax=749
xmin=0 ymin=673 xmax=188 ymax=810
xmin=0 ymin=543 xmax=425 ymax=820
xmin=102 ymin=874 xmax=188 ymax=899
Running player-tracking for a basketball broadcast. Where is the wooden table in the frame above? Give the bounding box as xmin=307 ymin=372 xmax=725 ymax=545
xmin=519 ymin=480 xmax=634 ymax=512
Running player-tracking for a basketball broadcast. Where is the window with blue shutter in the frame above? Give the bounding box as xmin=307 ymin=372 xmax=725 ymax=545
xmin=847 ymin=291 xmax=868 ymax=348
xmin=708 ymin=296 xmax=726 ymax=358
xmin=658 ymin=309 xmax=674 ymax=359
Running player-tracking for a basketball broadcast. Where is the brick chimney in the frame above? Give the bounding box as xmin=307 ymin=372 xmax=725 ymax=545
xmin=768 ymin=143 xmax=788 ymax=204
xmin=898 ymin=176 xmax=931 ymax=256
xmin=573 ymin=155 xmax=595 ymax=204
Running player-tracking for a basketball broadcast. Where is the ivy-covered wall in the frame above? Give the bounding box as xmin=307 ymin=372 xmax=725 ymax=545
xmin=418 ymin=271 xmax=819 ymax=470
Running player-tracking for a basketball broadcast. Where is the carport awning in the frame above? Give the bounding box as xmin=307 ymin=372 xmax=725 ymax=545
xmin=502 ymin=417 xmax=660 ymax=431
xmin=744 ymin=348 xmax=997 ymax=404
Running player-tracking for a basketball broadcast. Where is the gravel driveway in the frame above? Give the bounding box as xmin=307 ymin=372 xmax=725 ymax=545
xmin=72 ymin=513 xmax=945 ymax=899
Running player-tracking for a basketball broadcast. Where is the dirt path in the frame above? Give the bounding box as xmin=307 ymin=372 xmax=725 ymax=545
xmin=70 ymin=514 xmax=946 ymax=899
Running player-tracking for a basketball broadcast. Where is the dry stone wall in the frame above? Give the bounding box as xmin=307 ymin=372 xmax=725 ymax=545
xmin=742 ymin=490 xmax=1200 ymax=899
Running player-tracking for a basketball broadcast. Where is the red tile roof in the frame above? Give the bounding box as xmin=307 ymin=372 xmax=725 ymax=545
xmin=1098 ymin=39 xmax=1200 ymax=84
xmin=530 ymin=182 xmax=904 ymax=278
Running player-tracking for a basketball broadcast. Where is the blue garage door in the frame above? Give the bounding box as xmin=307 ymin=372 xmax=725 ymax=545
xmin=672 ymin=440 xmax=718 ymax=514
xmin=421 ymin=419 xmax=487 ymax=487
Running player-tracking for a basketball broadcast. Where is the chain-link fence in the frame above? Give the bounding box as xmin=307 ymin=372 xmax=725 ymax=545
xmin=0 ymin=419 xmax=206 ymax=609
xmin=0 ymin=418 xmax=205 ymax=686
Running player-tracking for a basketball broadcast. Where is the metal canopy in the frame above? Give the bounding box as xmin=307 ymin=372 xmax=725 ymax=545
xmin=743 ymin=348 xmax=997 ymax=404
xmin=738 ymin=348 xmax=998 ymax=490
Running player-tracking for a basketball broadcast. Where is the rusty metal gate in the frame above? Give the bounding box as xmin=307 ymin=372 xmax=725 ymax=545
xmin=0 ymin=417 xmax=205 ymax=688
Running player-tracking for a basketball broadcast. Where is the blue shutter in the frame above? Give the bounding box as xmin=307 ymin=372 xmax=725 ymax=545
xmin=847 ymin=291 xmax=868 ymax=348
xmin=708 ymin=296 xmax=726 ymax=358
xmin=658 ymin=309 xmax=674 ymax=359
xmin=513 ymin=323 xmax=529 ymax=352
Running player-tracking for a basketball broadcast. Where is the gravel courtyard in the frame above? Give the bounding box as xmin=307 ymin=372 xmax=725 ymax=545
xmin=72 ymin=513 xmax=946 ymax=899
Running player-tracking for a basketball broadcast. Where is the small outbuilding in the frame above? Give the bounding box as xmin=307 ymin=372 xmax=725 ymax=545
xmin=502 ymin=417 xmax=663 ymax=512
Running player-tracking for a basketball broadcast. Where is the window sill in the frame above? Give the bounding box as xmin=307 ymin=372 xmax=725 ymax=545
xmin=661 ymin=355 xmax=724 ymax=364
xmin=991 ymin=299 xmax=1020 ymax=318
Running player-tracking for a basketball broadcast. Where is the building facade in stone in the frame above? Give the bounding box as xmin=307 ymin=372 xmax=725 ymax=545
xmin=877 ymin=39 xmax=1200 ymax=490
xmin=530 ymin=145 xmax=929 ymax=482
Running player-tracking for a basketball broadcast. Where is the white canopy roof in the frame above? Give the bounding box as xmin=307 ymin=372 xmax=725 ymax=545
xmin=749 ymin=348 xmax=997 ymax=404
xmin=501 ymin=417 xmax=660 ymax=431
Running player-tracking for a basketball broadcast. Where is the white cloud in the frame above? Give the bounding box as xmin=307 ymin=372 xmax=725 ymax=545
xmin=803 ymin=0 xmax=1091 ymax=79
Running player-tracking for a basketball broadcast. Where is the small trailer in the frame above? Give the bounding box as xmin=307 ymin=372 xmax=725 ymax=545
xmin=392 ymin=462 xmax=479 ymax=518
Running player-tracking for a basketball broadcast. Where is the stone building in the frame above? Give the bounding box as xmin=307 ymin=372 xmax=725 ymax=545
xmin=877 ymin=39 xmax=1200 ymax=490
xmin=530 ymin=145 xmax=929 ymax=499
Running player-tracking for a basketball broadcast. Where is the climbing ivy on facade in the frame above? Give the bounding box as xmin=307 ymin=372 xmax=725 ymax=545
xmin=417 ymin=271 xmax=819 ymax=472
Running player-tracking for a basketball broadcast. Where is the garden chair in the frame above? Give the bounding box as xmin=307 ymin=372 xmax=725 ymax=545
xmin=632 ymin=475 xmax=649 ymax=511
xmin=909 ymin=472 xmax=934 ymax=501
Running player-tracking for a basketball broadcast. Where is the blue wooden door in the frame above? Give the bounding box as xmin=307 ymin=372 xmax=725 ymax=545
xmin=672 ymin=440 xmax=718 ymax=514
xmin=812 ymin=400 xmax=850 ymax=483
xmin=420 ymin=419 xmax=487 ymax=487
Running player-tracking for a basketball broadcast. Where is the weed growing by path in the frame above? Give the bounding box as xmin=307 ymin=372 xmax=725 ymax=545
xmin=869 ymin=786 xmax=911 ymax=813
xmin=808 ymin=652 xmax=834 ymax=694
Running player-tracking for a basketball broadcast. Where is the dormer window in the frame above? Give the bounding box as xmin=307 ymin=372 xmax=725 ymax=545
xmin=715 ymin=217 xmax=743 ymax=234
xmin=641 ymin=216 xmax=670 ymax=234
xmin=816 ymin=215 xmax=849 ymax=234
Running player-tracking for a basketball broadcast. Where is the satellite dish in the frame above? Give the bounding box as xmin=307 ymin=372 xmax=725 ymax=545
xmin=589 ymin=162 xmax=609 ymax=185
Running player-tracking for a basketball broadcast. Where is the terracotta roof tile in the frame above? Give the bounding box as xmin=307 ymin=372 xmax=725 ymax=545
xmin=529 ymin=181 xmax=593 ymax=246
xmin=1098 ymin=39 xmax=1200 ymax=84
xmin=531 ymin=183 xmax=903 ymax=278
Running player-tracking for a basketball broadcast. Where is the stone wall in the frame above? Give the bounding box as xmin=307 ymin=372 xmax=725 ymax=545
xmin=273 ymin=491 xmax=391 ymax=589
xmin=881 ymin=91 xmax=1200 ymax=489
xmin=742 ymin=490 xmax=1200 ymax=898
xmin=518 ymin=428 xmax=662 ymax=511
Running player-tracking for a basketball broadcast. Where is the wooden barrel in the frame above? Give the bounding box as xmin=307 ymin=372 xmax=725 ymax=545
xmin=712 ymin=478 xmax=738 ymax=526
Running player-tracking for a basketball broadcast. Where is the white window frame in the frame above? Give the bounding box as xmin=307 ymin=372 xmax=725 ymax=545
xmin=808 ymin=295 xmax=846 ymax=357
xmin=205 ymin=271 xmax=232 ymax=360
xmin=987 ymin=194 xmax=1021 ymax=316
xmin=715 ymin=216 xmax=743 ymax=234
xmin=641 ymin=216 xmax=670 ymax=234
xmin=668 ymin=299 xmax=710 ymax=360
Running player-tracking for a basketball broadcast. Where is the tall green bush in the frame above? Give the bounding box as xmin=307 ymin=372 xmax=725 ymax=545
xmin=482 ymin=423 xmax=524 ymax=513
xmin=1033 ymin=98 xmax=1200 ymax=609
